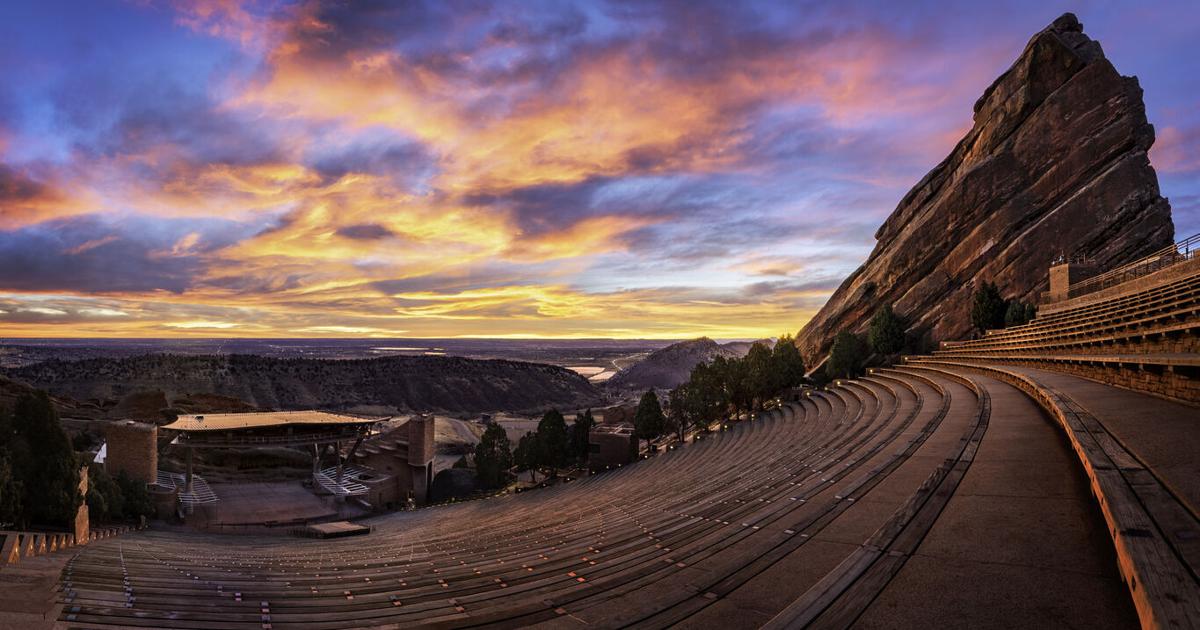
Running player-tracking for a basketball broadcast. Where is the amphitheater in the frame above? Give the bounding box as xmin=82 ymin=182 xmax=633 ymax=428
xmin=0 ymin=243 xmax=1197 ymax=629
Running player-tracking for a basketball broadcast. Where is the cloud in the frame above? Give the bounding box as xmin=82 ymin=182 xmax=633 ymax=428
xmin=2 ymin=1 xmax=1195 ymax=339
xmin=1153 ymin=125 xmax=1200 ymax=174
xmin=0 ymin=214 xmax=247 ymax=294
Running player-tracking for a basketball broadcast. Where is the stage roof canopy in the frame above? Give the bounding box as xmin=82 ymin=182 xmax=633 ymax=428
xmin=163 ymin=410 xmax=379 ymax=433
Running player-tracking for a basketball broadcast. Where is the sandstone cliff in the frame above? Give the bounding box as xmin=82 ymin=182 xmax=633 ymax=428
xmin=797 ymin=13 xmax=1174 ymax=366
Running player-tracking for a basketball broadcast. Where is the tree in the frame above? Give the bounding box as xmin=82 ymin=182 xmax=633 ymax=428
xmin=536 ymin=409 xmax=571 ymax=472
xmin=570 ymin=409 xmax=595 ymax=462
xmin=633 ymin=390 xmax=666 ymax=452
xmin=0 ymin=452 xmax=23 ymax=528
xmin=867 ymin=305 xmax=905 ymax=357
xmin=713 ymin=355 xmax=752 ymax=416
xmin=743 ymin=342 xmax=774 ymax=411
xmin=826 ymin=330 xmax=867 ymax=379
xmin=667 ymin=385 xmax=690 ymax=444
xmin=1024 ymin=302 xmax=1037 ymax=324
xmin=116 ymin=471 xmax=154 ymax=521
xmin=8 ymin=392 xmax=81 ymax=528
xmin=513 ymin=431 xmax=539 ymax=483
xmin=971 ymin=282 xmax=1006 ymax=333
xmin=473 ymin=423 xmax=513 ymax=489
xmin=87 ymin=466 xmax=125 ymax=522
xmin=689 ymin=360 xmax=731 ymax=429
xmin=1004 ymin=300 xmax=1026 ymax=327
xmin=771 ymin=335 xmax=806 ymax=392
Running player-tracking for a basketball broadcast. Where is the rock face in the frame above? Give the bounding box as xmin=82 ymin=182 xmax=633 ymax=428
xmin=797 ymin=13 xmax=1174 ymax=366
xmin=606 ymin=337 xmax=756 ymax=391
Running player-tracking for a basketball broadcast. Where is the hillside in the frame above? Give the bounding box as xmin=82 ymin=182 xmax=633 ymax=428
xmin=605 ymin=337 xmax=759 ymax=391
xmin=3 ymin=354 xmax=603 ymax=415
xmin=797 ymin=13 xmax=1174 ymax=366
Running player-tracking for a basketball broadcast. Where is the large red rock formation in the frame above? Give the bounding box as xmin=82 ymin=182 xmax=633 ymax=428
xmin=797 ymin=13 xmax=1174 ymax=366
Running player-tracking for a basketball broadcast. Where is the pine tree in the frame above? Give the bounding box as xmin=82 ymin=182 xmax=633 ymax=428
xmin=536 ymin=409 xmax=571 ymax=472
xmin=513 ymin=431 xmax=539 ymax=483
xmin=867 ymin=305 xmax=905 ymax=356
xmin=668 ymin=385 xmax=689 ymax=444
xmin=633 ymin=390 xmax=666 ymax=452
xmin=827 ymin=330 xmax=867 ymax=379
xmin=971 ymin=282 xmax=1007 ymax=333
xmin=473 ymin=423 xmax=513 ymax=489
xmin=9 ymin=392 xmax=80 ymax=527
xmin=570 ymin=409 xmax=595 ymax=461
xmin=771 ymin=335 xmax=807 ymax=391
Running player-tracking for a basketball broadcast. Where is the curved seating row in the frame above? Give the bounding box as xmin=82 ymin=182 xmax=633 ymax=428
xmin=51 ymin=365 xmax=1145 ymax=629
xmin=926 ymin=265 xmax=1200 ymax=404
xmin=901 ymin=358 xmax=1200 ymax=629
xmin=51 ymin=372 xmax=939 ymax=628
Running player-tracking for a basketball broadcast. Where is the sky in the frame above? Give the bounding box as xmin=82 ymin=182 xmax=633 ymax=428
xmin=0 ymin=1 xmax=1196 ymax=339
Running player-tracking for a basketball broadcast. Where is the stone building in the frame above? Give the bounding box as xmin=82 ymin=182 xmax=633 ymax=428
xmin=103 ymin=420 xmax=158 ymax=484
xmin=587 ymin=424 xmax=637 ymax=473
xmin=353 ymin=415 xmax=438 ymax=507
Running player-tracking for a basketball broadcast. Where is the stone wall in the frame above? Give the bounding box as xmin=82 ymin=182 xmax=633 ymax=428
xmin=940 ymin=357 xmax=1199 ymax=406
xmin=405 ymin=415 xmax=436 ymax=467
xmin=105 ymin=420 xmax=158 ymax=484
xmin=74 ymin=464 xmax=89 ymax=545
xmin=1040 ymin=255 xmax=1200 ymax=315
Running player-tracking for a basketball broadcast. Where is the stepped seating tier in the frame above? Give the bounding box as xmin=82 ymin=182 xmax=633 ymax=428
xmin=55 ymin=367 xmax=1141 ymax=629
xmin=924 ymin=264 xmax=1200 ymax=405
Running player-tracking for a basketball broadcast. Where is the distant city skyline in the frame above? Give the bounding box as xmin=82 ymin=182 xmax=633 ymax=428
xmin=1 ymin=1 xmax=1197 ymax=339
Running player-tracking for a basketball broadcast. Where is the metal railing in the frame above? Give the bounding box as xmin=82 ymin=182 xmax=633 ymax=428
xmin=1067 ymin=232 xmax=1199 ymax=300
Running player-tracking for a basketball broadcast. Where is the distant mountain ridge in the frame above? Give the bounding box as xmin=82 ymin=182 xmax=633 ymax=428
xmin=3 ymin=353 xmax=603 ymax=415
xmin=605 ymin=337 xmax=765 ymax=391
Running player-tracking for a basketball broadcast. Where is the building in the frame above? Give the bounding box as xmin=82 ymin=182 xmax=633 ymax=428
xmin=160 ymin=411 xmax=381 ymax=515
xmin=353 ymin=415 xmax=437 ymax=507
xmin=102 ymin=420 xmax=158 ymax=484
xmin=588 ymin=424 xmax=636 ymax=473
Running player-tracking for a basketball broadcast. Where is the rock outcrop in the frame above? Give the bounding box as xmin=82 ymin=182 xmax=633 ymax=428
xmin=797 ymin=13 xmax=1174 ymax=366
xmin=606 ymin=337 xmax=758 ymax=391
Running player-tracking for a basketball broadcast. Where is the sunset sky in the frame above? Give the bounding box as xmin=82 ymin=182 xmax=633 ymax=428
xmin=1 ymin=1 xmax=1197 ymax=339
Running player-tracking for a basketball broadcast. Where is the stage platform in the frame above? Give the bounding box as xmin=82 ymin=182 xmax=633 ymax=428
xmin=205 ymin=482 xmax=337 ymax=526
xmin=300 ymin=521 xmax=372 ymax=539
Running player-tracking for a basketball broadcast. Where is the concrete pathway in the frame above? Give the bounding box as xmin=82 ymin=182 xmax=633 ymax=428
xmin=852 ymin=375 xmax=1138 ymax=629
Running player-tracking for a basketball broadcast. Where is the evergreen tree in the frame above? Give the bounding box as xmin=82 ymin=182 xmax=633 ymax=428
xmin=87 ymin=466 xmax=125 ymax=522
xmin=743 ymin=342 xmax=774 ymax=411
xmin=473 ymin=423 xmax=513 ymax=489
xmin=8 ymin=392 xmax=80 ymax=527
xmin=116 ymin=471 xmax=154 ymax=520
xmin=633 ymin=390 xmax=666 ymax=451
xmin=536 ymin=409 xmax=571 ymax=471
xmin=1024 ymin=302 xmax=1037 ymax=324
xmin=683 ymin=363 xmax=723 ymax=431
xmin=513 ymin=431 xmax=539 ymax=483
xmin=826 ymin=330 xmax=867 ymax=379
xmin=570 ymin=409 xmax=596 ymax=461
xmin=971 ymin=281 xmax=1007 ymax=333
xmin=667 ymin=385 xmax=689 ymax=444
xmin=867 ymin=305 xmax=905 ymax=356
xmin=1004 ymin=300 xmax=1027 ymax=327
xmin=0 ymin=452 xmax=23 ymax=528
xmin=771 ymin=334 xmax=807 ymax=391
